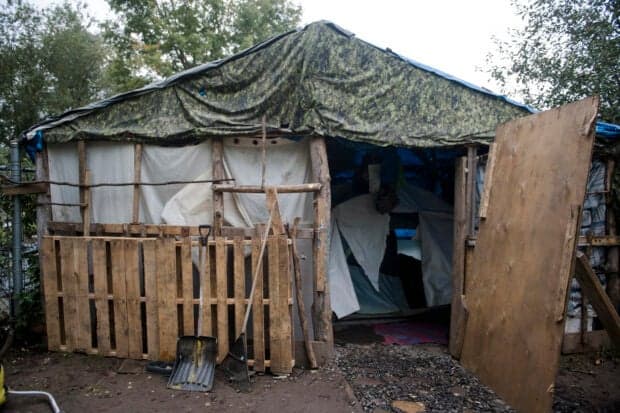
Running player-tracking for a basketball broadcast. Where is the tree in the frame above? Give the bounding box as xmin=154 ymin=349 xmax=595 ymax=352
xmin=102 ymin=0 xmax=301 ymax=93
xmin=0 ymin=1 xmax=107 ymax=143
xmin=487 ymin=0 xmax=620 ymax=123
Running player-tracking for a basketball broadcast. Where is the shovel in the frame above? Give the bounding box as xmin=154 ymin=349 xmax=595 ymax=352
xmin=221 ymin=207 xmax=274 ymax=390
xmin=167 ymin=225 xmax=218 ymax=392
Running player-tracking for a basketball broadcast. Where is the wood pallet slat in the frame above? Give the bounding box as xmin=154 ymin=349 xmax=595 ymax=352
xmin=92 ymin=239 xmax=111 ymax=355
xmin=199 ymin=241 xmax=212 ymax=336
xmin=233 ymin=237 xmax=245 ymax=337
xmin=156 ymin=238 xmax=177 ymax=361
xmin=110 ymin=239 xmax=129 ymax=358
xmin=181 ymin=238 xmax=194 ymax=336
xmin=251 ymin=233 xmax=265 ymax=372
xmin=215 ymin=238 xmax=228 ymax=363
xmin=268 ymin=236 xmax=282 ymax=372
xmin=41 ymin=237 xmax=61 ymax=351
xmin=59 ymin=238 xmax=77 ymax=349
xmin=143 ymin=239 xmax=159 ymax=360
xmin=125 ymin=241 xmax=142 ymax=359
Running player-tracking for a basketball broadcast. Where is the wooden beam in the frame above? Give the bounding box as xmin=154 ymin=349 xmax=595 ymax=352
xmin=574 ymin=251 xmax=620 ymax=347
xmin=82 ymin=170 xmax=91 ymax=236
xmin=213 ymin=183 xmax=321 ymax=193
xmin=309 ymin=136 xmax=333 ymax=351
xmin=449 ymin=156 xmax=468 ymax=359
xmin=1 ymin=182 xmax=48 ymax=196
xmin=577 ymin=235 xmax=620 ymax=246
xmin=132 ymin=143 xmax=142 ymax=223
xmin=212 ymin=137 xmax=224 ymax=236
xmin=466 ymin=145 xmax=477 ymax=238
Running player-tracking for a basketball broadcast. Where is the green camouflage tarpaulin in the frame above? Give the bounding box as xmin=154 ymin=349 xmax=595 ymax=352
xmin=25 ymin=21 xmax=531 ymax=148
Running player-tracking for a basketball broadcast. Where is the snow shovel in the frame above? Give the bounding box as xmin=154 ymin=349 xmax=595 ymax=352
xmin=221 ymin=208 xmax=274 ymax=389
xmin=167 ymin=225 xmax=218 ymax=392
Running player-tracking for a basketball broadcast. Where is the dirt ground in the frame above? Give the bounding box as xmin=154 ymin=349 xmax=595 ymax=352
xmin=2 ymin=342 xmax=618 ymax=412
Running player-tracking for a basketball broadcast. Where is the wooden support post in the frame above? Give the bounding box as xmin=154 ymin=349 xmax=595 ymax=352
xmin=309 ymin=136 xmax=333 ymax=352
xmin=132 ymin=143 xmax=143 ymax=223
xmin=449 ymin=156 xmax=468 ymax=358
xmin=466 ymin=145 xmax=478 ymax=238
xmin=212 ymin=137 xmax=224 ymax=236
xmin=77 ymin=141 xmax=88 ymax=236
xmin=575 ymin=251 xmax=620 ymax=347
xmin=82 ymin=170 xmax=91 ymax=236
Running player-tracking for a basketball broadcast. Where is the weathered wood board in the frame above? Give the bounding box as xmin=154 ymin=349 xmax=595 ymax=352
xmin=460 ymin=97 xmax=599 ymax=413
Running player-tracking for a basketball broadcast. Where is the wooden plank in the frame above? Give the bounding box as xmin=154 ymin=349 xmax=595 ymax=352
xmin=449 ymin=156 xmax=468 ymax=359
xmin=82 ymin=170 xmax=91 ymax=236
xmin=181 ymin=237 xmax=194 ymax=336
xmin=142 ymin=239 xmax=160 ymax=360
xmin=215 ymin=237 xmax=228 ymax=363
xmin=198 ymin=240 xmax=212 ymax=336
xmin=213 ymin=183 xmax=321 ymax=193
xmin=275 ymin=234 xmax=293 ymax=374
xmin=574 ymin=251 xmax=620 ymax=346
xmin=124 ymin=240 xmax=142 ymax=359
xmin=156 ymin=238 xmax=178 ymax=361
xmin=267 ymin=236 xmax=280 ymax=372
xmin=1 ymin=182 xmax=48 ymax=196
xmin=74 ymin=238 xmax=91 ymax=352
xmin=41 ymin=237 xmax=61 ymax=351
xmin=132 ymin=143 xmax=143 ymax=223
xmin=265 ymin=187 xmax=284 ymax=235
xmin=466 ymin=145 xmax=477 ymax=237
xmin=212 ymin=137 xmax=224 ymax=235
xmin=59 ymin=238 xmax=78 ymax=350
xmin=110 ymin=239 xmax=129 ymax=358
xmin=251 ymin=233 xmax=265 ymax=372
xmin=91 ymin=238 xmax=111 ymax=356
xmin=309 ymin=136 xmax=333 ymax=348
xmin=460 ymin=97 xmax=599 ymax=413
xmin=233 ymin=237 xmax=245 ymax=337
xmin=478 ymin=143 xmax=496 ymax=220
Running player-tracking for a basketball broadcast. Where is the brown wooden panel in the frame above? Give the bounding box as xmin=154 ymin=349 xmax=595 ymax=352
xmin=91 ymin=239 xmax=111 ymax=355
xmin=181 ymin=237 xmax=194 ymax=336
xmin=74 ymin=238 xmax=91 ymax=352
xmin=41 ymin=237 xmax=61 ymax=351
xmin=59 ymin=238 xmax=77 ymax=350
xmin=124 ymin=240 xmax=142 ymax=358
xmin=233 ymin=237 xmax=245 ymax=337
xmin=460 ymin=97 xmax=599 ymax=413
xmin=251 ymin=234 xmax=265 ymax=372
xmin=110 ymin=239 xmax=129 ymax=358
xmin=267 ymin=236 xmax=282 ymax=372
xmin=198 ymin=241 xmax=212 ymax=336
xmin=449 ymin=157 xmax=468 ymax=359
xmin=142 ymin=239 xmax=160 ymax=360
xmin=276 ymin=235 xmax=293 ymax=374
xmin=156 ymin=238 xmax=177 ymax=361
xmin=215 ymin=237 xmax=228 ymax=363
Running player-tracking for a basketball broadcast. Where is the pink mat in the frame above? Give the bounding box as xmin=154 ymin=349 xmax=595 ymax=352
xmin=373 ymin=321 xmax=448 ymax=345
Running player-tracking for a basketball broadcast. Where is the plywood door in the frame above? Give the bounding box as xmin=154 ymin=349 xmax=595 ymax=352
xmin=460 ymin=97 xmax=599 ymax=413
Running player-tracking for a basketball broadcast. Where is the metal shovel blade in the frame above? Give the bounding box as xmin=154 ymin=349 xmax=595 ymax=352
xmin=220 ymin=333 xmax=250 ymax=391
xmin=167 ymin=336 xmax=217 ymax=392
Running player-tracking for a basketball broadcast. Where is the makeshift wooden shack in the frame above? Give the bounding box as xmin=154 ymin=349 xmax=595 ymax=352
xmin=17 ymin=21 xmax=620 ymax=384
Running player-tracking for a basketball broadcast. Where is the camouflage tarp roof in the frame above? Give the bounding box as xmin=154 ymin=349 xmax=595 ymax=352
xmin=24 ymin=21 xmax=533 ymax=148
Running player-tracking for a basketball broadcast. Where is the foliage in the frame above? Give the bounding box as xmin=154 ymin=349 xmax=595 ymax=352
xmin=0 ymin=1 xmax=107 ymax=144
xmin=487 ymin=0 xmax=620 ymax=123
xmin=102 ymin=0 xmax=302 ymax=93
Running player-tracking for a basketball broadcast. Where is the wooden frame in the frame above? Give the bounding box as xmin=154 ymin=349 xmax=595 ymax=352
xmin=41 ymin=234 xmax=295 ymax=372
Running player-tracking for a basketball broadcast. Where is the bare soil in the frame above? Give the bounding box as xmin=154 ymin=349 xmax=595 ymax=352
xmin=2 ymin=343 xmax=618 ymax=413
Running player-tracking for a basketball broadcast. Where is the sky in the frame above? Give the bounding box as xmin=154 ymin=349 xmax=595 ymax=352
xmin=34 ymin=0 xmax=524 ymax=95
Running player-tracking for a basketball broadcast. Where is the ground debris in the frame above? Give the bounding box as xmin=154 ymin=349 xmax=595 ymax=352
xmin=335 ymin=343 xmax=514 ymax=413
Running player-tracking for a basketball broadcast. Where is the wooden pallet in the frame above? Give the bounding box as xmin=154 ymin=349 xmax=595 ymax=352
xmin=40 ymin=234 xmax=294 ymax=374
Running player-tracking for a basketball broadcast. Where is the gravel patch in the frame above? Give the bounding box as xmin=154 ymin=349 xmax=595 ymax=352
xmin=334 ymin=343 xmax=513 ymax=413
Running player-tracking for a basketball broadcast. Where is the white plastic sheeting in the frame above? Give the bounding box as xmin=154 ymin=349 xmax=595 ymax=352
xmin=328 ymin=220 xmax=361 ymax=318
xmin=47 ymin=138 xmax=313 ymax=227
xmin=332 ymin=194 xmax=390 ymax=291
xmin=418 ymin=211 xmax=453 ymax=306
